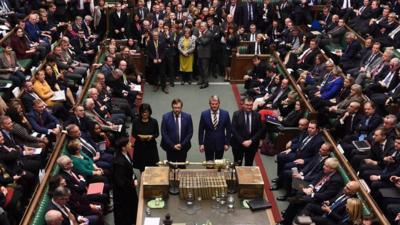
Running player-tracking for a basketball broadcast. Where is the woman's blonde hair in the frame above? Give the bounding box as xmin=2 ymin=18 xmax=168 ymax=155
xmin=346 ymin=198 xmax=363 ymax=224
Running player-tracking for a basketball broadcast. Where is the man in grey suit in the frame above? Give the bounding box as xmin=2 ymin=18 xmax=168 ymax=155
xmin=196 ymin=22 xmax=213 ymax=89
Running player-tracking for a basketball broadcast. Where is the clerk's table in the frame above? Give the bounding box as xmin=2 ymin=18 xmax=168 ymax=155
xmin=136 ymin=167 xmax=276 ymax=225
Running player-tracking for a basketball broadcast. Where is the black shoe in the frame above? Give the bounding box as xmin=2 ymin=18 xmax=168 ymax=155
xmin=188 ymin=81 xmax=192 ymax=85
xmin=181 ymin=81 xmax=185 ymax=85
xmin=170 ymin=82 xmax=175 ymax=87
xmin=197 ymin=82 xmax=203 ymax=85
xmin=269 ymin=184 xmax=280 ymax=190
xmin=162 ymin=87 xmax=169 ymax=94
xmin=200 ymin=83 xmax=209 ymax=89
xmin=276 ymin=195 xmax=288 ymax=201
xmin=272 ymin=178 xmax=279 ymax=183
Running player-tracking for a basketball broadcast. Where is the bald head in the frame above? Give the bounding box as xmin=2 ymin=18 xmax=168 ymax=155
xmin=45 ymin=210 xmax=63 ymax=225
xmin=344 ymin=181 xmax=360 ymax=196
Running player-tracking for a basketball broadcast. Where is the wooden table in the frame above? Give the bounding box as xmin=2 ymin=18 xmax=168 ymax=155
xmin=136 ymin=179 xmax=275 ymax=225
xmin=230 ymin=54 xmax=270 ymax=83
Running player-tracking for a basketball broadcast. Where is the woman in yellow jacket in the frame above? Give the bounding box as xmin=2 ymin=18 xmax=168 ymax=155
xmin=32 ymin=70 xmax=61 ymax=107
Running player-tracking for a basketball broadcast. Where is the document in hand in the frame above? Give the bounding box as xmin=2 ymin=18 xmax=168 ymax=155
xmin=51 ymin=91 xmax=66 ymax=101
xmin=87 ymin=182 xmax=105 ymax=195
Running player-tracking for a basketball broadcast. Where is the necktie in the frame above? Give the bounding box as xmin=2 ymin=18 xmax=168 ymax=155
xmin=330 ymin=195 xmax=347 ymax=211
xmin=38 ymin=113 xmax=44 ymax=126
xmin=359 ymin=6 xmax=365 ymax=14
xmin=212 ymin=111 xmax=218 ymax=129
xmin=299 ymin=135 xmax=311 ymax=151
xmin=350 ymin=114 xmax=354 ymax=131
xmin=382 ymin=72 xmax=394 ymax=87
xmin=300 ymin=49 xmax=311 ymax=63
xmin=365 ymin=54 xmax=375 ymax=67
xmin=80 ymin=138 xmax=97 ymax=156
xmin=154 ymin=41 xmax=159 ymax=59
xmin=140 ymin=8 xmax=144 ymax=19
xmin=246 ymin=112 xmax=251 ymax=134
xmin=175 ymin=114 xmax=180 ymax=142
xmin=315 ymin=174 xmax=330 ymax=191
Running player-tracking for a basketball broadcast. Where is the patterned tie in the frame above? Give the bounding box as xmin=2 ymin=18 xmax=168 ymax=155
xmin=175 ymin=114 xmax=180 ymax=142
xmin=212 ymin=111 xmax=218 ymax=129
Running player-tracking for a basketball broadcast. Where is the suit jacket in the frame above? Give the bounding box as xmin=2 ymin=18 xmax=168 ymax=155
xmin=298 ymin=48 xmax=320 ymax=70
xmin=291 ymin=133 xmax=325 ymax=163
xmin=26 ymin=110 xmax=59 ymax=135
xmin=230 ymin=110 xmax=264 ymax=150
xmin=196 ymin=30 xmax=213 ymax=58
xmin=301 ymin=155 xmax=329 ymax=182
xmin=198 ymin=109 xmax=231 ymax=151
xmin=308 ymin=171 xmax=343 ymax=203
xmin=328 ymin=25 xmax=346 ymax=44
xmin=355 ymin=113 xmax=382 ymax=137
xmin=370 ymin=139 xmax=395 ymax=168
xmin=110 ymin=11 xmax=128 ymax=31
xmin=225 ymin=3 xmax=242 ymax=25
xmin=243 ymin=32 xmax=259 ymax=42
xmin=320 ymin=76 xmax=344 ymax=100
xmin=134 ymin=7 xmax=149 ymax=20
xmin=241 ymin=2 xmax=258 ymax=28
xmin=21 ymin=92 xmax=38 ymax=112
xmin=161 ymin=112 xmax=193 ymax=152
xmin=379 ymin=150 xmax=400 ymax=181
xmin=147 ymin=39 xmax=167 ymax=61
xmin=65 ymin=116 xmax=92 ymax=134
xmin=265 ymin=87 xmax=290 ymax=109
xmin=47 ymin=200 xmax=77 ymax=225
xmin=337 ymin=112 xmax=363 ymax=136
xmin=59 ymin=169 xmax=87 ymax=195
xmin=0 ymin=51 xmax=20 ymax=79
xmin=246 ymin=42 xmax=267 ymax=55
xmin=340 ymin=40 xmax=362 ymax=62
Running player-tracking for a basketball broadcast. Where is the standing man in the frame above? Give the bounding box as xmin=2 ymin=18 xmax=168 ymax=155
xmin=196 ymin=22 xmax=213 ymax=89
xmin=199 ymin=95 xmax=231 ymax=161
xmin=231 ymin=97 xmax=264 ymax=166
xmin=161 ymin=98 xmax=194 ymax=163
xmin=147 ymin=30 xmax=168 ymax=93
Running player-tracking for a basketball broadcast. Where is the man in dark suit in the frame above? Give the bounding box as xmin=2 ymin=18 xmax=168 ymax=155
xmin=367 ymin=136 xmax=400 ymax=197
xmin=273 ymin=120 xmax=325 ymax=190
xmin=26 ymin=99 xmax=61 ymax=137
xmin=351 ymin=128 xmax=395 ymax=171
xmin=243 ymin=24 xmax=258 ymax=41
xmin=263 ymin=78 xmax=290 ymax=109
xmin=47 ymin=186 xmax=96 ymax=225
xmin=147 ymin=30 xmax=168 ymax=93
xmin=161 ymin=98 xmax=193 ymax=163
xmin=241 ymin=0 xmax=258 ymax=30
xmin=231 ymin=97 xmax=264 ymax=166
xmin=334 ymin=101 xmax=363 ymax=140
xmin=65 ymin=105 xmax=92 ymax=137
xmin=134 ymin=0 xmax=150 ymax=21
xmin=297 ymin=39 xmax=320 ymax=70
xmin=246 ymin=34 xmax=267 ymax=55
xmin=279 ymin=143 xmax=332 ymax=200
xmin=300 ymin=181 xmax=360 ymax=224
xmin=21 ymin=81 xmax=41 ymax=112
xmin=196 ymin=22 xmax=213 ymax=89
xmin=198 ymin=95 xmax=231 ymax=161
xmin=109 ymin=2 xmax=128 ymax=39
xmin=225 ymin=0 xmax=242 ymax=26
xmin=279 ymin=158 xmax=344 ymax=225
xmin=338 ymin=32 xmax=362 ymax=73
xmin=365 ymin=58 xmax=400 ymax=98
xmin=243 ymin=55 xmax=268 ymax=91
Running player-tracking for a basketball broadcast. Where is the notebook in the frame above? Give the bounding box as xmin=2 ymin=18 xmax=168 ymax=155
xmin=352 ymin=140 xmax=371 ymax=152
xmin=247 ymin=198 xmax=272 ymax=211
xmin=87 ymin=182 xmax=104 ymax=195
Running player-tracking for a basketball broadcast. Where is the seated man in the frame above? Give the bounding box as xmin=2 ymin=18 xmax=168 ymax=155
xmin=84 ymin=98 xmax=121 ymax=132
xmin=336 ymin=32 xmax=362 ymax=73
xmin=87 ymin=88 xmax=125 ymax=125
xmin=272 ymin=120 xmax=324 ymax=190
xmin=253 ymin=78 xmax=290 ymax=110
xmin=300 ymin=181 xmax=360 ymax=224
xmin=348 ymin=42 xmax=382 ymax=77
xmin=242 ymin=55 xmax=268 ymax=94
xmin=351 ymin=128 xmax=394 ymax=172
xmin=246 ymin=34 xmax=268 ymax=55
xmin=279 ymin=142 xmax=333 ymax=200
xmin=333 ymin=101 xmax=363 ymax=140
xmin=355 ymin=49 xmax=392 ymax=87
xmin=278 ymin=158 xmax=344 ymax=225
xmin=105 ymin=69 xmax=138 ymax=109
xmin=26 ymin=99 xmax=61 ymax=137
xmin=364 ymin=58 xmax=400 ymax=98
xmin=47 ymin=186 xmax=101 ymax=225
xmin=362 ymin=134 xmax=400 ymax=188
